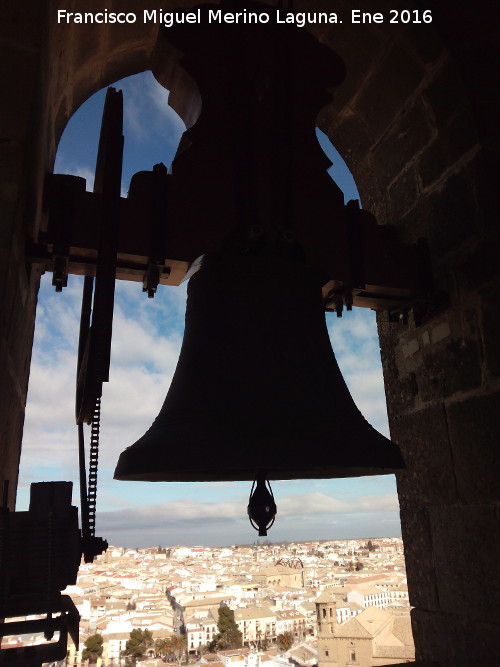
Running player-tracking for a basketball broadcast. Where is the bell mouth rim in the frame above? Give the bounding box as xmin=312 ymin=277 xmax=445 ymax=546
xmin=113 ymin=467 xmax=405 ymax=482
xmin=114 ymin=441 xmax=405 ymax=482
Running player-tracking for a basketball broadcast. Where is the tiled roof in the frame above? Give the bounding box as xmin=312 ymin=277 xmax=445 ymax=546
xmin=234 ymin=606 xmax=275 ymax=620
xmin=391 ymin=615 xmax=414 ymax=646
xmin=334 ymin=607 xmax=391 ymax=639
xmin=373 ymin=644 xmax=415 ymax=659
xmin=315 ymin=591 xmax=337 ymax=604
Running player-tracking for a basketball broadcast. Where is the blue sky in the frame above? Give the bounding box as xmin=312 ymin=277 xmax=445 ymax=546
xmin=18 ymin=71 xmax=401 ymax=547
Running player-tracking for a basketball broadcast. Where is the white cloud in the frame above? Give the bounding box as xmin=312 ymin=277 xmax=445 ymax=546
xmin=103 ymin=498 xmax=241 ymax=524
xmin=148 ymin=76 xmax=186 ymax=135
xmin=98 ymin=491 xmax=396 ymax=529
xmin=327 ymin=309 xmax=389 ymax=435
xmin=21 ymin=275 xmax=186 ymax=477
xmin=116 ymin=72 xmax=185 ymax=145
xmin=95 ymin=488 xmax=400 ymax=547
xmin=279 ymin=492 xmax=351 ymax=515
xmin=110 ymin=304 xmax=182 ymax=373
xmin=122 ymin=89 xmax=146 ymax=141
xmin=354 ymin=494 xmax=399 ymax=512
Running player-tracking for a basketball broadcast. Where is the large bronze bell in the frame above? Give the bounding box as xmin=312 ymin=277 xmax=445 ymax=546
xmin=114 ymin=253 xmax=404 ymax=482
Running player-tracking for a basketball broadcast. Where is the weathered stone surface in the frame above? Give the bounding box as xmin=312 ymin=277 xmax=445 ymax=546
xmin=398 ymin=195 xmax=433 ymax=244
xmin=412 ymin=607 xmax=500 ymax=667
xmin=0 ymin=44 xmax=40 ymax=142
xmin=417 ymin=337 xmax=482 ymax=401
xmin=355 ymin=45 xmax=424 ymax=142
xmin=0 ymin=346 xmax=25 ymax=508
xmin=427 ymin=170 xmax=479 ymax=259
xmin=401 ymin=21 xmax=444 ymax=65
xmin=328 ymin=114 xmax=372 ymax=173
xmin=349 ymin=155 xmax=387 ymax=222
xmin=481 ymin=281 xmax=500 ymax=377
xmin=377 ymin=316 xmax=418 ymax=421
xmin=393 ymin=405 xmax=457 ymax=509
xmin=418 ymin=111 xmax=478 ymax=189
xmin=372 ymin=99 xmax=432 ymax=187
xmin=423 ymin=62 xmax=469 ymax=129
xmin=0 ymin=241 xmax=39 ymax=509
xmin=455 ymin=234 xmax=500 ymax=292
xmin=0 ymin=0 xmax=45 ymax=45
xmin=399 ymin=507 xmax=439 ymax=611
xmin=471 ymin=150 xmax=497 ymax=233
xmin=430 ymin=504 xmax=500 ymax=617
xmin=388 ymin=165 xmax=418 ymax=221
xmin=324 ymin=25 xmax=385 ymax=111
xmin=446 ymin=393 xmax=500 ymax=503
xmin=0 ymin=201 xmax=18 ymax=248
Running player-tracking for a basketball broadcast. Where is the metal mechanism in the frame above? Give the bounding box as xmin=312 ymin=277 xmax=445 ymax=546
xmin=0 ymin=92 xmax=115 ymax=664
xmin=76 ymin=277 xmax=108 ymax=564
xmin=75 ymin=87 xmax=123 ymax=425
xmin=276 ymin=557 xmax=304 ymax=569
xmin=77 ymin=396 xmax=108 ymax=565
xmin=73 ymin=89 xmax=121 ymax=563
xmin=0 ymin=483 xmax=81 ymax=665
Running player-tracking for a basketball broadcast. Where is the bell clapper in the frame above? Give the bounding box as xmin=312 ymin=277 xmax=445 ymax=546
xmin=247 ymin=472 xmax=277 ymax=536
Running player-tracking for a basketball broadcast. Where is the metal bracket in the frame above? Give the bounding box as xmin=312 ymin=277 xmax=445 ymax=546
xmin=0 ymin=596 xmax=80 ymax=666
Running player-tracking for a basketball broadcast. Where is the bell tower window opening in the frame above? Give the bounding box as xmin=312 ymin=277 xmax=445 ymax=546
xmin=19 ymin=66 xmax=402 ymax=550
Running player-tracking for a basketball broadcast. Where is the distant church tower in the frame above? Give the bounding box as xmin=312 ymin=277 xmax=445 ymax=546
xmin=315 ymin=591 xmax=338 ymax=666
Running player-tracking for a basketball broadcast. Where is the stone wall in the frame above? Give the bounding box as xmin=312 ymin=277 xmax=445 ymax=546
xmin=317 ymin=2 xmax=500 ymax=664
xmin=0 ymin=1 xmax=47 ymax=508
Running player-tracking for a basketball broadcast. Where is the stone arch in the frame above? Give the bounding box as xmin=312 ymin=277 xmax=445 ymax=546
xmin=42 ymin=1 xmax=454 ymax=204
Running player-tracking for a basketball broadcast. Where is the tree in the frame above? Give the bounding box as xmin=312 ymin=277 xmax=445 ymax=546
xmin=165 ymin=633 xmax=187 ymax=666
xmin=82 ymin=634 xmax=103 ymax=664
xmin=155 ymin=637 xmax=171 ymax=658
xmin=122 ymin=628 xmax=154 ymax=665
xmin=205 ymin=640 xmax=216 ymax=654
xmin=217 ymin=606 xmax=236 ymax=633
xmin=366 ymin=540 xmax=375 ymax=551
xmin=276 ymin=631 xmax=294 ymax=653
xmin=209 ymin=606 xmax=243 ymax=650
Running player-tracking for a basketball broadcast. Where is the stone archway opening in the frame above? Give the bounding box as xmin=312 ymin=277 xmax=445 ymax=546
xmin=33 ymin=0 xmax=449 ymax=585
xmin=23 ymin=63 xmax=401 ymax=541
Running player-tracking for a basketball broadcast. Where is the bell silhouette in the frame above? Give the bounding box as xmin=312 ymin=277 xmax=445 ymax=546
xmin=114 ymin=253 xmax=404 ymax=482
